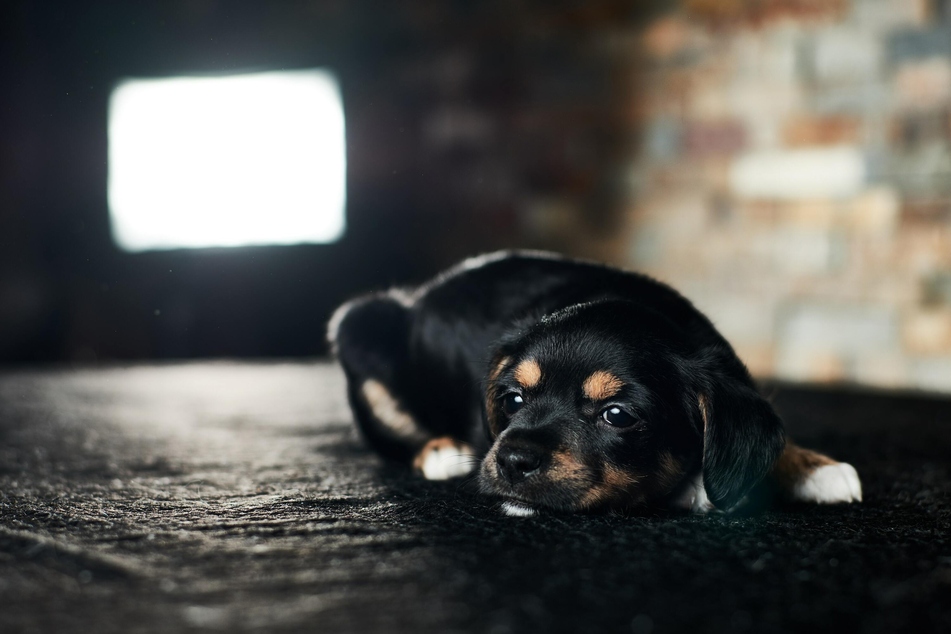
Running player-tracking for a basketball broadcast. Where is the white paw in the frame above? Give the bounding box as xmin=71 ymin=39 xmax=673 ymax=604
xmin=500 ymin=501 xmax=536 ymax=517
xmin=793 ymin=462 xmax=862 ymax=504
xmin=418 ymin=441 xmax=476 ymax=480
xmin=670 ymin=473 xmax=715 ymax=513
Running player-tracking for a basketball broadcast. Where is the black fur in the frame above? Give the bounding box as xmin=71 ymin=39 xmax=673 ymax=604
xmin=329 ymin=251 xmax=785 ymax=512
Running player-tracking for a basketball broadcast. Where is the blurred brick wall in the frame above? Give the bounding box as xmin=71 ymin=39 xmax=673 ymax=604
xmin=613 ymin=0 xmax=951 ymax=391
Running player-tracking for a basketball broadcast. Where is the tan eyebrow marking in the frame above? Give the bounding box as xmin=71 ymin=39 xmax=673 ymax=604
xmin=514 ymin=359 xmax=542 ymax=389
xmin=582 ymin=370 xmax=624 ymax=400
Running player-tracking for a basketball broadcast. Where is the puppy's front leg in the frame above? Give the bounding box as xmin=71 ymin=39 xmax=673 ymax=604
xmin=771 ymin=442 xmax=862 ymax=504
xmin=413 ymin=437 xmax=478 ymax=481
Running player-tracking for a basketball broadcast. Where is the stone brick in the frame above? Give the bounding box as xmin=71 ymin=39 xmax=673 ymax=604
xmin=641 ymin=16 xmax=692 ymax=60
xmin=783 ymin=115 xmax=861 ymax=146
xmin=809 ymin=27 xmax=882 ymax=83
xmin=911 ymin=357 xmax=951 ymax=391
xmin=775 ymin=348 xmax=848 ymax=383
xmin=781 ymin=200 xmax=839 ymax=230
xmin=903 ymin=309 xmax=951 ymax=354
xmin=778 ymin=303 xmax=899 ymax=355
xmin=684 ymin=0 xmax=846 ymax=25
xmin=847 ymin=187 xmax=899 ymax=235
xmin=893 ymin=58 xmax=951 ymax=111
xmin=730 ymin=27 xmax=799 ymax=84
xmin=642 ymin=116 xmax=682 ymax=163
xmin=749 ymin=228 xmax=841 ymax=274
xmin=692 ymin=295 xmax=777 ymax=346
xmin=811 ymin=82 xmax=890 ymax=115
xmin=900 ymin=198 xmax=951 ymax=225
xmin=922 ymin=271 xmax=951 ymax=307
xmin=889 ymin=110 xmax=951 ymax=149
xmin=887 ymin=144 xmax=951 ymax=197
xmin=849 ymin=352 xmax=910 ymax=388
xmin=893 ymin=228 xmax=951 ymax=275
xmin=727 ymin=80 xmax=803 ymax=121
xmin=729 ymin=147 xmax=866 ymax=200
xmin=887 ymin=28 xmax=951 ymax=65
xmin=851 ymin=0 xmax=930 ymax=33
xmin=683 ymin=120 xmax=747 ymax=157
xmin=734 ymin=344 xmax=775 ymax=378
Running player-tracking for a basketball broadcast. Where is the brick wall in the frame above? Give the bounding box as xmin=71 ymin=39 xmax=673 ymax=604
xmin=616 ymin=0 xmax=951 ymax=391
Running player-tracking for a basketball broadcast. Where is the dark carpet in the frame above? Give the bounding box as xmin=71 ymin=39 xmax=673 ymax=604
xmin=1 ymin=362 xmax=949 ymax=633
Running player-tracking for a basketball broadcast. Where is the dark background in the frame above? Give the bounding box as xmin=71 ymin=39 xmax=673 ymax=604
xmin=0 ymin=0 xmax=657 ymax=364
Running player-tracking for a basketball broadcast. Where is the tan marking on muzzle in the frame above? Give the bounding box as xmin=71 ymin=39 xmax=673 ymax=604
xmin=580 ymin=465 xmax=643 ymax=509
xmin=514 ymin=359 xmax=542 ymax=389
xmin=655 ymin=451 xmax=686 ymax=493
xmin=548 ymin=450 xmax=587 ymax=482
xmin=582 ymin=371 xmax=623 ymax=401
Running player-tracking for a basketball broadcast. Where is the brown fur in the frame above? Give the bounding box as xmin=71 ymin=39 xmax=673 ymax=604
xmin=582 ymin=370 xmax=624 ymax=401
xmin=697 ymin=393 xmax=711 ymax=429
xmin=362 ymin=379 xmax=427 ymax=442
xmin=548 ymin=450 xmax=588 ymax=482
xmin=771 ymin=442 xmax=837 ymax=491
xmin=580 ymin=464 xmax=643 ymax=509
xmin=654 ymin=451 xmax=685 ymax=493
xmin=514 ymin=359 xmax=542 ymax=389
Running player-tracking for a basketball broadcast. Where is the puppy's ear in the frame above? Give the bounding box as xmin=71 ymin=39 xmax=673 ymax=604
xmin=694 ymin=363 xmax=785 ymax=511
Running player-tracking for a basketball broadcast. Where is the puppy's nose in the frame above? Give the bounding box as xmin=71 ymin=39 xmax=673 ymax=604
xmin=496 ymin=445 xmax=544 ymax=484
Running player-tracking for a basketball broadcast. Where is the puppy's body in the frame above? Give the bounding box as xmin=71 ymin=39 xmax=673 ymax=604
xmin=330 ymin=251 xmax=861 ymax=514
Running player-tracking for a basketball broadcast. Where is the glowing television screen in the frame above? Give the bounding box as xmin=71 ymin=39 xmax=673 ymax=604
xmin=108 ymin=69 xmax=345 ymax=251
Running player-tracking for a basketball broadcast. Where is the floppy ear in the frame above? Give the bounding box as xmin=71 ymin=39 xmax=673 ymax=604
xmin=695 ymin=368 xmax=786 ymax=511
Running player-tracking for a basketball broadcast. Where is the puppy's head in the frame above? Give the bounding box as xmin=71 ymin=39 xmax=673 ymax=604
xmin=479 ymin=300 xmax=783 ymax=514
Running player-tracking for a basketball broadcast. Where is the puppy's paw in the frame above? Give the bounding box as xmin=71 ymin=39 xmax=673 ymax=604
xmin=413 ymin=437 xmax=477 ymax=480
xmin=792 ymin=462 xmax=862 ymax=504
xmin=670 ymin=473 xmax=715 ymax=513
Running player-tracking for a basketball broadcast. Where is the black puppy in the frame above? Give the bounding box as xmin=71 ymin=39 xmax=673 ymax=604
xmin=329 ymin=251 xmax=861 ymax=516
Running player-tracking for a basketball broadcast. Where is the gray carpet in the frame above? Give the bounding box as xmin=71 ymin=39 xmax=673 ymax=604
xmin=1 ymin=362 xmax=949 ymax=633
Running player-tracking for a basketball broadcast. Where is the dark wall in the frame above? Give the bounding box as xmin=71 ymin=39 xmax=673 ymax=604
xmin=0 ymin=0 xmax=660 ymax=364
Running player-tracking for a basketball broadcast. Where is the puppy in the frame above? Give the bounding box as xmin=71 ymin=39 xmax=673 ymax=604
xmin=328 ymin=251 xmax=861 ymax=516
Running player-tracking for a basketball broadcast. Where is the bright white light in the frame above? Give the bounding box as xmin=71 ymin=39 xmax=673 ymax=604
xmin=108 ymin=69 xmax=345 ymax=251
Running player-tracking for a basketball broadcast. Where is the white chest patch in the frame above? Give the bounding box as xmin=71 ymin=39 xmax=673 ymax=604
xmin=793 ymin=462 xmax=862 ymax=504
xmin=500 ymin=501 xmax=537 ymax=517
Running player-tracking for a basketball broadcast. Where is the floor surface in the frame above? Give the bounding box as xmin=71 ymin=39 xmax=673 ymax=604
xmin=1 ymin=362 xmax=949 ymax=633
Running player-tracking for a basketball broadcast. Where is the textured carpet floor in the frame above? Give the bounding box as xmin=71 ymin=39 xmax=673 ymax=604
xmin=0 ymin=362 xmax=949 ymax=633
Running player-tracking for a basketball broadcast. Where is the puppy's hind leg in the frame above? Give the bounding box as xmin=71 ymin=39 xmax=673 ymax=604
xmin=329 ymin=292 xmax=479 ymax=479
xmin=771 ymin=442 xmax=862 ymax=505
xmin=329 ymin=292 xmax=430 ymax=463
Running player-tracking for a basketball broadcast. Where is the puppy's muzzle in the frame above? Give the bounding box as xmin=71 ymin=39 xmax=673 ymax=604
xmin=496 ymin=443 xmax=547 ymax=484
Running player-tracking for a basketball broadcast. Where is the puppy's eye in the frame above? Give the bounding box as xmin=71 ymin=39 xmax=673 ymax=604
xmin=601 ymin=406 xmax=637 ymax=428
xmin=501 ymin=393 xmax=524 ymax=416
